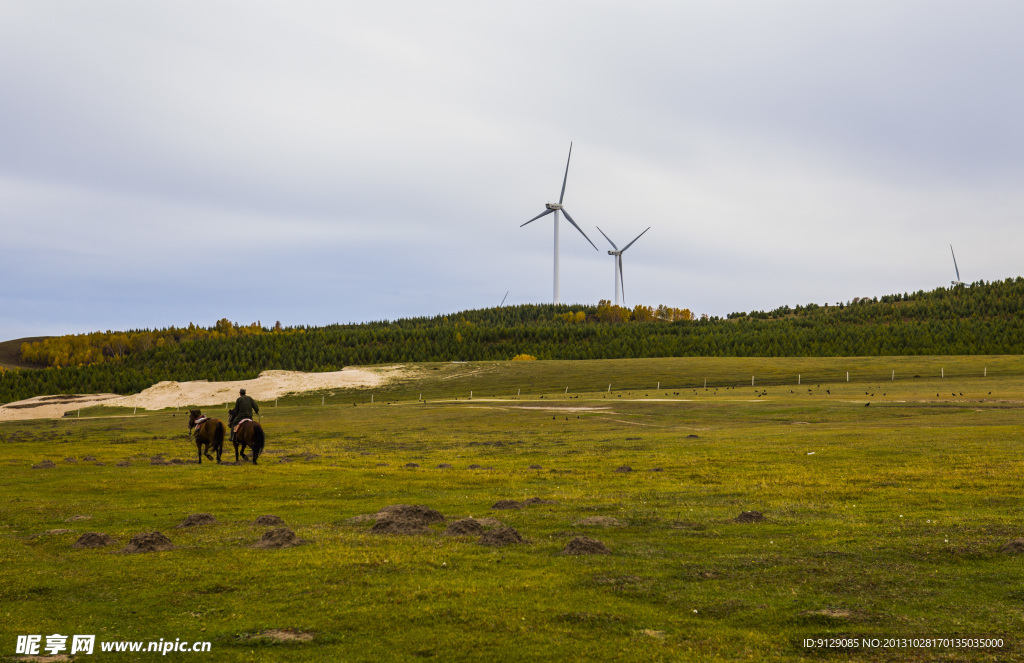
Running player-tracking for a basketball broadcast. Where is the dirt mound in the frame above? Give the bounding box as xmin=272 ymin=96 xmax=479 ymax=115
xmin=468 ymin=464 xmax=482 ymax=469
xmin=63 ymin=457 xmax=77 ymax=462
xmin=254 ymin=629 xmax=314 ymax=642
xmin=529 ymin=464 xmax=543 ymax=469
xmin=83 ymin=456 xmax=97 ymax=461
xmin=32 ymin=460 xmax=56 ymax=469
xmin=255 ymin=515 xmax=285 ymax=526
xmin=437 ymin=463 xmax=453 ymax=469
xmin=614 ymin=466 xmax=632 ymax=473
xmin=404 ymin=462 xmax=420 ymax=468
xmin=492 ymin=500 xmax=523 ymax=510
xmin=150 ymin=457 xmax=169 ymax=465
xmin=252 ymin=527 xmax=306 ymax=549
xmin=116 ymin=460 xmax=131 ymax=467
xmin=72 ymin=532 xmax=117 ymax=548
xmin=122 ymin=531 xmax=174 ymax=554
xmin=562 ymin=536 xmax=610 ymax=555
xmin=176 ymin=513 xmax=218 ymax=528
xmin=576 ymin=516 xmax=626 ymax=527
xmin=444 ymin=518 xmax=485 ymax=536
xmin=686 ymin=434 xmax=699 ymax=439
xmin=734 ymin=511 xmax=764 ymax=523
xmin=370 ymin=518 xmax=430 ymax=535
xmin=1000 ymin=538 xmax=1024 ymax=554
xmin=378 ymin=504 xmax=445 ymax=524
xmin=650 ymin=468 xmax=663 ymax=472
xmin=478 ymin=526 xmax=527 ymax=546
xmin=523 ymin=497 xmax=557 ymax=506
xmin=66 ymin=515 xmax=92 ymax=522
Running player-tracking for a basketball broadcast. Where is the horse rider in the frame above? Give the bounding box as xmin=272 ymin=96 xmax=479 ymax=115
xmin=229 ymin=388 xmax=259 ymax=443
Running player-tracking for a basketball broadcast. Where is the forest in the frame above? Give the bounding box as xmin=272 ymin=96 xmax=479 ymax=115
xmin=1 ymin=278 xmax=1021 ymax=403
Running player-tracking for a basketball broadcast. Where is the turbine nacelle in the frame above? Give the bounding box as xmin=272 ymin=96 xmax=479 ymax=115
xmin=545 ymin=203 xmax=563 ymax=210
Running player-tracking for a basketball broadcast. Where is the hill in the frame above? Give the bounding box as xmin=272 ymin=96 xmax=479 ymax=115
xmin=0 ymin=337 xmax=50 ymax=370
xmin=1 ymin=278 xmax=1023 ymax=404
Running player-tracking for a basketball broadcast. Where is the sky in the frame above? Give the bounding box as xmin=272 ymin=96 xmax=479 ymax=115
xmin=3 ymin=1 xmax=1024 ymax=340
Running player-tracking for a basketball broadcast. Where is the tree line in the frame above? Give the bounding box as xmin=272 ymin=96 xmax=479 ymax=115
xmin=1 ymin=280 xmax=1021 ymax=403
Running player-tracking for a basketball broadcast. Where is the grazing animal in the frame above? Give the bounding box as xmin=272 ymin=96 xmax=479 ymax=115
xmin=230 ymin=414 xmax=265 ymax=464
xmin=188 ymin=409 xmax=225 ymax=464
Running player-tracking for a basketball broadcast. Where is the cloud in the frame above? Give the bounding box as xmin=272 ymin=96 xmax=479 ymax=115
xmin=2 ymin=1 xmax=1023 ymax=338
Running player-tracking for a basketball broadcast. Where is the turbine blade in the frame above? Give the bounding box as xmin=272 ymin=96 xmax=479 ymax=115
xmin=520 ymin=208 xmax=554 ymax=227
xmin=500 ymin=290 xmax=509 ymax=307
xmin=559 ymin=142 xmax=572 ymax=204
xmin=596 ymin=226 xmax=618 ymax=250
xmin=950 ymin=244 xmax=960 ymax=281
xmin=621 ymin=226 xmax=651 ymax=252
xmin=618 ymin=254 xmax=625 ymax=304
xmin=560 ymin=208 xmax=598 ymax=250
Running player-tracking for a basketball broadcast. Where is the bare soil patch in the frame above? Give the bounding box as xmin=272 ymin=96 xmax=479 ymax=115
xmin=576 ymin=516 xmax=626 ymax=527
xmin=255 ymin=515 xmax=285 ymax=526
xmin=562 ymin=536 xmax=610 ymax=555
xmin=522 ymin=497 xmax=557 ymax=506
xmin=479 ymin=526 xmax=528 ymax=546
xmin=1000 ymin=538 xmax=1024 ymax=554
xmin=122 ymin=531 xmax=174 ymax=554
xmin=32 ymin=460 xmax=56 ymax=469
xmin=73 ymin=532 xmax=117 ymax=549
xmin=371 ymin=504 xmax=445 ymax=535
xmin=371 ymin=518 xmax=430 ymax=535
xmin=252 ymin=527 xmax=306 ymax=549
xmin=614 ymin=466 xmax=633 ymax=473
xmin=437 ymin=463 xmax=453 ymax=468
xmin=444 ymin=518 xmax=486 ymax=536
xmin=378 ymin=504 xmax=445 ymax=524
xmin=253 ymin=629 xmax=314 ymax=642
xmin=43 ymin=529 xmax=73 ymax=536
xmin=176 ymin=513 xmax=218 ymax=528
xmin=734 ymin=511 xmax=765 ymax=523
xmin=492 ymin=500 xmax=523 ymax=510
xmin=66 ymin=515 xmax=92 ymax=522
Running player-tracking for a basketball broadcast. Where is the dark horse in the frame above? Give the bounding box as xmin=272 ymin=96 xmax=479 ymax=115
xmin=229 ymin=408 xmax=265 ymax=464
xmin=188 ymin=409 xmax=225 ymax=464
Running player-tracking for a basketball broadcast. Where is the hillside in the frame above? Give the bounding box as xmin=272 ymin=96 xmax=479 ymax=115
xmin=1 ymin=278 xmax=1022 ymax=404
xmin=0 ymin=337 xmax=50 ymax=370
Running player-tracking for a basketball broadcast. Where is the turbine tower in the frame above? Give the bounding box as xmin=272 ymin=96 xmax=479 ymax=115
xmin=950 ymin=244 xmax=964 ymax=287
xmin=596 ymin=226 xmax=650 ymax=306
xmin=520 ymin=142 xmax=598 ymax=304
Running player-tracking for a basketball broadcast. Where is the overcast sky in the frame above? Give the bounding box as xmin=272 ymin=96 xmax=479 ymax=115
xmin=3 ymin=1 xmax=1023 ymax=340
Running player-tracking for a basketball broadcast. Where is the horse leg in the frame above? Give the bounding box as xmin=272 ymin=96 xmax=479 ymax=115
xmin=196 ymin=439 xmax=202 ymax=465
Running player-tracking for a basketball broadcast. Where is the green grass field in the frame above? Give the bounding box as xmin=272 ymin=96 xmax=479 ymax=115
xmin=2 ymin=356 xmax=1022 ymax=661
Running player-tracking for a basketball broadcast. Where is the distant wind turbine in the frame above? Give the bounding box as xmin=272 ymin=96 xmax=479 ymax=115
xmin=950 ymin=245 xmax=964 ymax=286
xmin=596 ymin=226 xmax=650 ymax=306
xmin=520 ymin=142 xmax=598 ymax=304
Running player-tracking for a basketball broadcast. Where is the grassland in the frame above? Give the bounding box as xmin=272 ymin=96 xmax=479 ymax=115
xmin=2 ymin=356 xmax=1023 ymax=661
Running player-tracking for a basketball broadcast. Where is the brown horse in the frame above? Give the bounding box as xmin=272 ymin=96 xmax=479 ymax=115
xmin=230 ymin=413 xmax=265 ymax=465
xmin=188 ymin=409 xmax=225 ymax=464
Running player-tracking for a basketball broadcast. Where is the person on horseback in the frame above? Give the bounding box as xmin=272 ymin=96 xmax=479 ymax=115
xmin=229 ymin=388 xmax=259 ymax=443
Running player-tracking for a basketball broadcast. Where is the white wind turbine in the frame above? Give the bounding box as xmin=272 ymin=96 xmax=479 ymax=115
xmin=520 ymin=142 xmax=598 ymax=304
xmin=596 ymin=226 xmax=650 ymax=306
xmin=950 ymin=244 xmax=964 ymax=286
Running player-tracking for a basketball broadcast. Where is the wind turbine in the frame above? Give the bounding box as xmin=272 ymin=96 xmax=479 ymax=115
xmin=596 ymin=226 xmax=650 ymax=306
xmin=950 ymin=244 xmax=964 ymax=287
xmin=520 ymin=142 xmax=598 ymax=304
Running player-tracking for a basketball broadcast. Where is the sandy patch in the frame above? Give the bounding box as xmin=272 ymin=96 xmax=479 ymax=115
xmin=0 ymin=366 xmax=406 ymax=421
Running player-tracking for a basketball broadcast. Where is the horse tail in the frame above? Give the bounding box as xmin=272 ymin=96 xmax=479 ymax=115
xmin=252 ymin=424 xmax=265 ymax=463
